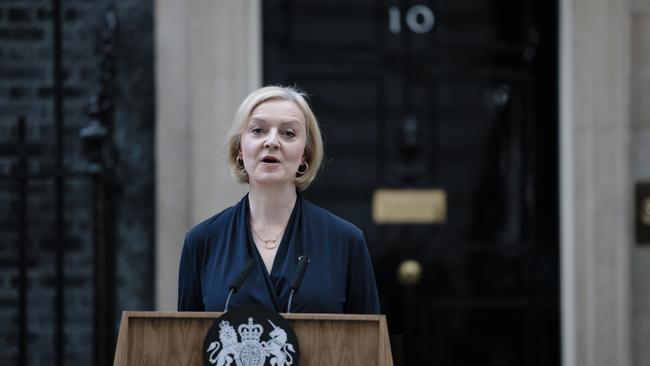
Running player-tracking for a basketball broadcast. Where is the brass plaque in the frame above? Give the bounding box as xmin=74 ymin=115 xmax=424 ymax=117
xmin=372 ymin=189 xmax=446 ymax=224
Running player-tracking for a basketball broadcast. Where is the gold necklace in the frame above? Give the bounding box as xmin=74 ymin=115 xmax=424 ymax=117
xmin=250 ymin=225 xmax=285 ymax=250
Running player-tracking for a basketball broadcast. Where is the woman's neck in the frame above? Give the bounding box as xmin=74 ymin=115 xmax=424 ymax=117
xmin=248 ymin=183 xmax=297 ymax=227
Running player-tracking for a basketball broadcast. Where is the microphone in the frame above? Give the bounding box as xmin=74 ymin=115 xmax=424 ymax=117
xmin=224 ymin=258 xmax=254 ymax=312
xmin=287 ymin=255 xmax=310 ymax=313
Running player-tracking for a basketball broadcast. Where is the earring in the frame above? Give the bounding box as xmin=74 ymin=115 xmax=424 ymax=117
xmin=297 ymin=161 xmax=309 ymax=175
xmin=236 ymin=155 xmax=245 ymax=170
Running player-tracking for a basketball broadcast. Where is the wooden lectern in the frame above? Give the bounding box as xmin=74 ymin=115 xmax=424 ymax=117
xmin=113 ymin=311 xmax=394 ymax=365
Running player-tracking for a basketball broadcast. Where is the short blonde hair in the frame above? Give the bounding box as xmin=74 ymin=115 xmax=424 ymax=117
xmin=226 ymin=85 xmax=324 ymax=191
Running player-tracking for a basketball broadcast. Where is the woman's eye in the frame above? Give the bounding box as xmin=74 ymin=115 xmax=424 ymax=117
xmin=251 ymin=128 xmax=263 ymax=134
xmin=284 ymin=130 xmax=296 ymax=137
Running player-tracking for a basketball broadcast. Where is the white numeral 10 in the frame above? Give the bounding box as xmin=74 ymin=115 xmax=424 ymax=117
xmin=389 ymin=5 xmax=435 ymax=34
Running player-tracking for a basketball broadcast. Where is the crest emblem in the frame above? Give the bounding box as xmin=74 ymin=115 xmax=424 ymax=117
xmin=204 ymin=305 xmax=299 ymax=366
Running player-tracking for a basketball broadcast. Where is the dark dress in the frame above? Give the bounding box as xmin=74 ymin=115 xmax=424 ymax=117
xmin=177 ymin=193 xmax=380 ymax=314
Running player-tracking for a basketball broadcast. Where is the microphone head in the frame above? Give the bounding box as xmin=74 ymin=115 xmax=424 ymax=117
xmin=229 ymin=258 xmax=254 ymax=293
xmin=289 ymin=255 xmax=310 ymax=291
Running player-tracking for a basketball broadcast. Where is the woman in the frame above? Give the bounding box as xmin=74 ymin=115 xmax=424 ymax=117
xmin=178 ymin=86 xmax=380 ymax=314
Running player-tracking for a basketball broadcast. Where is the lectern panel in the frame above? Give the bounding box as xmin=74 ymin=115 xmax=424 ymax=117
xmin=113 ymin=311 xmax=392 ymax=366
xmin=128 ymin=317 xmax=209 ymax=365
xmin=291 ymin=318 xmax=380 ymax=365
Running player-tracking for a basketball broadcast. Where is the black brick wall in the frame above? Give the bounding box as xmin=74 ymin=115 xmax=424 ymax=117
xmin=0 ymin=1 xmax=154 ymax=365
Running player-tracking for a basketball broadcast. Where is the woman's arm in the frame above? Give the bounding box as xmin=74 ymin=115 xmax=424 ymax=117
xmin=344 ymin=232 xmax=380 ymax=314
xmin=177 ymin=234 xmax=204 ymax=311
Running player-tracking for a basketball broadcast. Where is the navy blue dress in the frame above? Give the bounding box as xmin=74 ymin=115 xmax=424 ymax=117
xmin=177 ymin=194 xmax=380 ymax=314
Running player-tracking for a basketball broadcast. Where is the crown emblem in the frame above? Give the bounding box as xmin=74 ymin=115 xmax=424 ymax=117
xmin=205 ymin=310 xmax=297 ymax=366
xmin=238 ymin=317 xmax=264 ymax=342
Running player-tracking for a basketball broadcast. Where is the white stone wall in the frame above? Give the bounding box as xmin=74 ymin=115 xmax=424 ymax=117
xmin=562 ymin=0 xmax=650 ymax=365
xmin=154 ymin=0 xmax=257 ymax=311
xmin=561 ymin=0 xmax=632 ymax=364
xmin=631 ymin=2 xmax=650 ymax=366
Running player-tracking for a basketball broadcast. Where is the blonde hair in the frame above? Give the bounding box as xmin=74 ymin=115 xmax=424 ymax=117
xmin=226 ymin=85 xmax=324 ymax=191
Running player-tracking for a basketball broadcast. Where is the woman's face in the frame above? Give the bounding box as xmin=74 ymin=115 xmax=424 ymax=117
xmin=239 ymin=99 xmax=307 ymax=188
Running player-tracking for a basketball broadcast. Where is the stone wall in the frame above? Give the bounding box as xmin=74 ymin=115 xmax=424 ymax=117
xmin=154 ymin=0 xmax=256 ymax=311
xmin=631 ymin=2 xmax=650 ymax=366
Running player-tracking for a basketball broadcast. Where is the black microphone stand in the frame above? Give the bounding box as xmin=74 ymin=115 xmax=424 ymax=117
xmin=224 ymin=258 xmax=254 ymax=312
xmin=287 ymin=256 xmax=310 ymax=313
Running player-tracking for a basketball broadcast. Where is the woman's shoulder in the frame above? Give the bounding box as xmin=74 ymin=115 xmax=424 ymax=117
xmin=301 ymin=198 xmax=364 ymax=240
xmin=185 ymin=197 xmax=244 ymax=242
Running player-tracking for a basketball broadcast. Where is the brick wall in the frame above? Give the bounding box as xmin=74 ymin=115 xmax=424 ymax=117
xmin=0 ymin=1 xmax=154 ymax=365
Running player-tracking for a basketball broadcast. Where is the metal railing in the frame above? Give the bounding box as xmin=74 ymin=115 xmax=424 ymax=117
xmin=3 ymin=3 xmax=119 ymax=366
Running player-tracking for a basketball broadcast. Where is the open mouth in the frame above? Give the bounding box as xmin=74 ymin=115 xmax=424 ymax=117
xmin=261 ymin=156 xmax=280 ymax=164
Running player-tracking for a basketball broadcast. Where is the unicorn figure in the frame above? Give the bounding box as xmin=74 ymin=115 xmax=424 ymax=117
xmin=262 ymin=320 xmax=295 ymax=366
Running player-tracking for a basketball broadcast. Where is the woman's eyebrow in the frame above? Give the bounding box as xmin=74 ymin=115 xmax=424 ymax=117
xmin=250 ymin=117 xmax=301 ymax=126
xmin=249 ymin=117 xmax=267 ymax=124
xmin=281 ymin=119 xmax=301 ymax=126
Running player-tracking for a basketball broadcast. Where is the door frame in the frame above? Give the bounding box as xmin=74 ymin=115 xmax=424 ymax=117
xmin=153 ymin=1 xmax=634 ymax=365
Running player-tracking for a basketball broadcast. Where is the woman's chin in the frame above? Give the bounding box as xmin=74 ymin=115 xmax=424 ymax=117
xmin=249 ymin=174 xmax=294 ymax=188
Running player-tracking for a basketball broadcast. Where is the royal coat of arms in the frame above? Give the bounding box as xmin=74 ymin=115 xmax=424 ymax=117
xmin=205 ymin=317 xmax=297 ymax=366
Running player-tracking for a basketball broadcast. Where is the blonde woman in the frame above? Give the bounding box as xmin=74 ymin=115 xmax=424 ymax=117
xmin=178 ymin=86 xmax=379 ymax=314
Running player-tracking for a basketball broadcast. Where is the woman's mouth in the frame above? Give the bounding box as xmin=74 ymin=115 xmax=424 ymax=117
xmin=261 ymin=156 xmax=280 ymax=164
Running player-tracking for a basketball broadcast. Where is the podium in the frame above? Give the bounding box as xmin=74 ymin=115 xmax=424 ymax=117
xmin=113 ymin=311 xmax=394 ymax=365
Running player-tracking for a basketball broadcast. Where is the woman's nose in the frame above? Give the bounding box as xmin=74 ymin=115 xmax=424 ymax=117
xmin=264 ymin=130 xmax=280 ymax=149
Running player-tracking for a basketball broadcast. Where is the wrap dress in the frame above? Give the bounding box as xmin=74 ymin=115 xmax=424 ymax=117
xmin=177 ymin=194 xmax=380 ymax=314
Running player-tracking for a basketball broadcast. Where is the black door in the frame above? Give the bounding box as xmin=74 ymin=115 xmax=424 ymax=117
xmin=264 ymin=1 xmax=559 ymax=364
